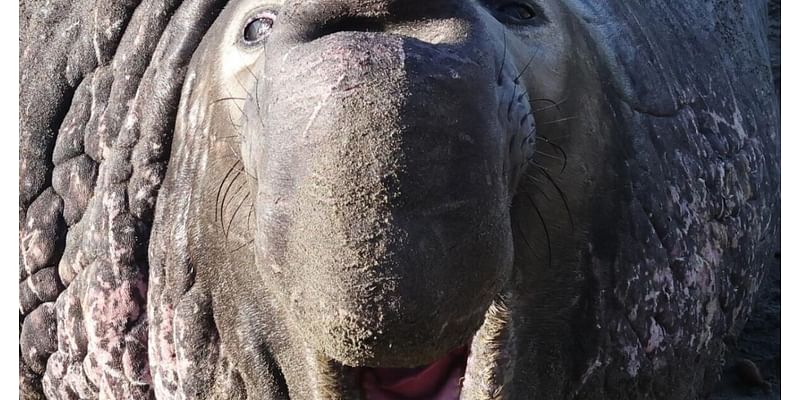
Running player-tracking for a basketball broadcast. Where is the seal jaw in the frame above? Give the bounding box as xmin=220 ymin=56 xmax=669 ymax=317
xmin=308 ymin=294 xmax=515 ymax=400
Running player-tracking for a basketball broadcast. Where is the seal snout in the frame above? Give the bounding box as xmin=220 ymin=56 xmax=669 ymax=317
xmin=239 ymin=0 xmax=517 ymax=374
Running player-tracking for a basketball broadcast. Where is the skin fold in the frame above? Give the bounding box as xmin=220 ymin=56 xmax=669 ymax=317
xmin=19 ymin=0 xmax=779 ymax=399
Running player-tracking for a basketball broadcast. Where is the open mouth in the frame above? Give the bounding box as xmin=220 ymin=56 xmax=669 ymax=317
xmin=315 ymin=295 xmax=515 ymax=400
xmin=360 ymin=346 xmax=468 ymax=400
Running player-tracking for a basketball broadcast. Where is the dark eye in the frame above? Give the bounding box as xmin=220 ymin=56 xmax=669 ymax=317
xmin=496 ymin=2 xmax=539 ymax=23
xmin=242 ymin=14 xmax=275 ymax=45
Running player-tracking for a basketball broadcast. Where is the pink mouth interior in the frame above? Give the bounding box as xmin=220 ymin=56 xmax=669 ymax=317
xmin=360 ymin=347 xmax=468 ymax=400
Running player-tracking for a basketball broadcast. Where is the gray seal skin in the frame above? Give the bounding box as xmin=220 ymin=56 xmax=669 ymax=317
xmin=18 ymin=1 xmax=779 ymax=400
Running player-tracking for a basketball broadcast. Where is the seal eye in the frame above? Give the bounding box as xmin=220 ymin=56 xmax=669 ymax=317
xmin=242 ymin=14 xmax=274 ymax=45
xmin=496 ymin=2 xmax=539 ymax=23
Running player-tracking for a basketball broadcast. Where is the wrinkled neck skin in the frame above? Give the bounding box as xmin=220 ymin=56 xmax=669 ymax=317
xmin=151 ymin=0 xmax=612 ymax=398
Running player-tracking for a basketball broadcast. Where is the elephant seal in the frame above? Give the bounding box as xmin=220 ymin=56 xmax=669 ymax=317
xmin=147 ymin=0 xmax=780 ymax=399
xmin=19 ymin=0 xmax=779 ymax=399
xmin=150 ymin=0 xmax=580 ymax=398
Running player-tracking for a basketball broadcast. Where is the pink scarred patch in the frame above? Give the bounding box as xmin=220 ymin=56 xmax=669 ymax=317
xmin=361 ymin=347 xmax=468 ymax=400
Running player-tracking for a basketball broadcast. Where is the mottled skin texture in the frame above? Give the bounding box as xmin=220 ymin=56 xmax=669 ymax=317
xmin=19 ymin=1 xmax=779 ymax=400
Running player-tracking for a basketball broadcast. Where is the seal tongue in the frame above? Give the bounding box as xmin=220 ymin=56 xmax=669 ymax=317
xmin=361 ymin=347 xmax=468 ymax=400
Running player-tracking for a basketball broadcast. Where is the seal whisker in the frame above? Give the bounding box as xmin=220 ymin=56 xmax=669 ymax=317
xmin=535 ymin=135 xmax=567 ymax=156
xmin=523 ymin=174 xmax=546 ymax=185
xmin=217 ymin=165 xmax=253 ymax=179
xmin=497 ymin=29 xmax=507 ymax=84
xmin=209 ymin=94 xmax=248 ymax=133
xmin=224 ymin=141 xmax=245 ymax=164
xmin=225 ymin=110 xmax=243 ymax=133
xmin=539 ymin=116 xmax=577 ymax=125
xmin=245 ymin=65 xmax=266 ymax=128
xmin=232 ymin=76 xmax=255 ymax=128
xmin=524 ymin=192 xmax=552 ymax=268
xmin=234 ymin=72 xmax=254 ymax=99
xmin=507 ymin=82 xmax=519 ymax=120
xmin=517 ymin=187 xmax=552 ymax=202
xmin=226 ymin=191 xmax=251 ymax=242
xmin=529 ymin=97 xmax=557 ymax=107
xmin=533 ymin=96 xmax=569 ymax=113
xmin=231 ymin=238 xmax=255 ymax=253
xmin=216 ymin=134 xmax=242 ymax=141
xmin=521 ymin=120 xmax=568 ymax=174
xmin=215 ymin=161 xmax=241 ymax=224
xmin=210 ymin=96 xmax=247 ymax=106
xmin=226 ymin=172 xmax=249 ymax=206
xmin=531 ymin=169 xmax=574 ymax=230
xmin=247 ymin=204 xmax=255 ymax=232
xmin=526 ymin=159 xmax=556 ymax=173
xmin=512 ymin=217 xmax=536 ymax=265
xmin=219 ymin=168 xmax=244 ymax=233
xmin=534 ymin=149 xmax=566 ymax=163
xmin=225 ymin=92 xmax=247 ymax=125
xmin=215 ymin=146 xmax=254 ymax=179
xmin=514 ymin=46 xmax=542 ymax=82
xmin=208 ymin=161 xmax=254 ymax=181
xmin=534 ymin=136 xmax=568 ymax=173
